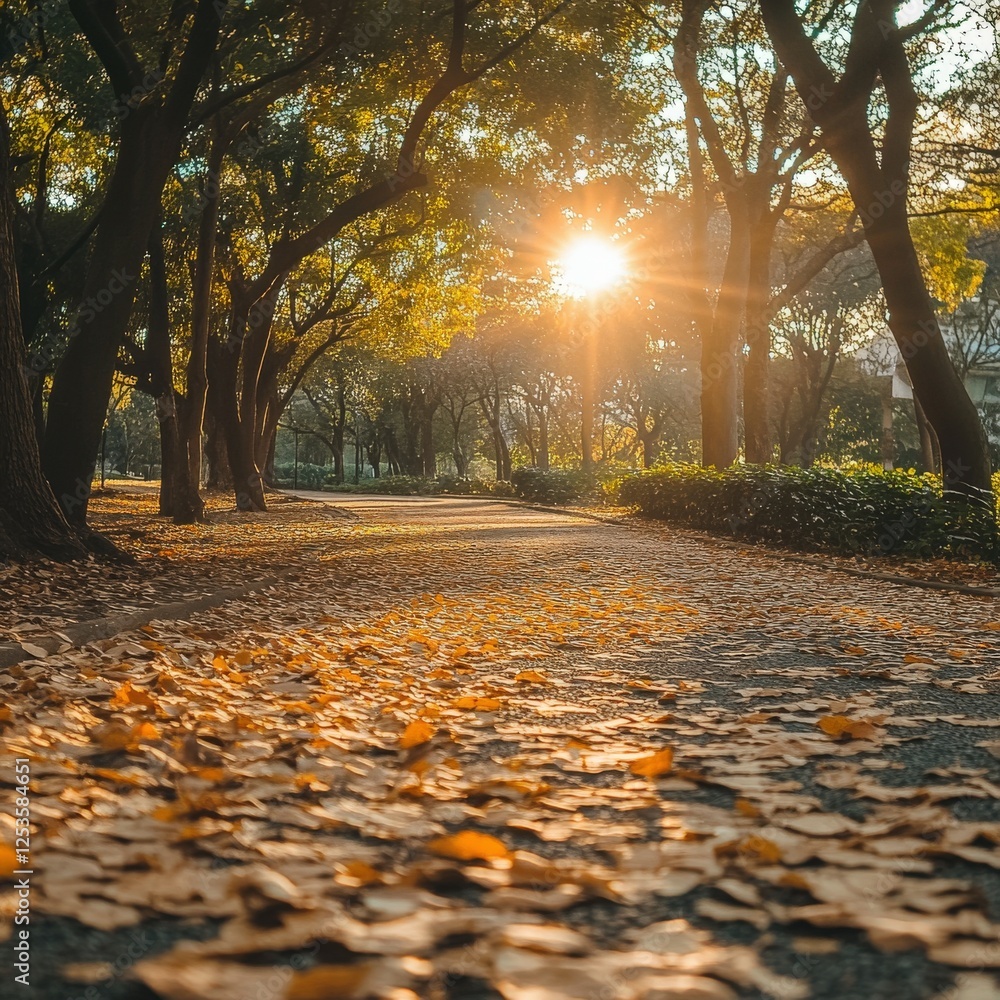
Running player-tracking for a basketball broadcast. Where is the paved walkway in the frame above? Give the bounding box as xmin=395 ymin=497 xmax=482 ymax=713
xmin=10 ymin=495 xmax=1000 ymax=1000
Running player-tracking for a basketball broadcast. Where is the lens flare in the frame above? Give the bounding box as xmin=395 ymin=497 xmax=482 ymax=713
xmin=554 ymin=238 xmax=627 ymax=297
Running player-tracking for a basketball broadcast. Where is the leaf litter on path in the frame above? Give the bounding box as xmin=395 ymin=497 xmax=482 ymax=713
xmin=2 ymin=491 xmax=1000 ymax=999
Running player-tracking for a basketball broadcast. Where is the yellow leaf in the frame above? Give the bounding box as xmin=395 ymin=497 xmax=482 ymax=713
xmin=515 ymin=670 xmax=547 ymax=684
xmin=428 ymin=830 xmax=509 ymax=861
xmin=130 ymin=721 xmax=161 ymax=743
xmin=152 ymin=803 xmax=185 ymax=822
xmin=287 ymin=965 xmax=370 ymax=1000
xmin=408 ymin=759 xmax=432 ymax=777
xmin=629 ymin=748 xmax=674 ymax=777
xmin=454 ymin=696 xmax=502 ymax=712
xmin=0 ymin=844 xmax=18 ymax=878
xmin=818 ymin=715 xmax=878 ymax=741
xmin=400 ymin=720 xmax=436 ymax=749
xmin=335 ymin=860 xmax=382 ymax=886
xmin=90 ymin=768 xmax=147 ymax=787
xmin=739 ymin=835 xmax=783 ymax=863
xmin=190 ymin=767 xmax=227 ymax=783
xmin=109 ymin=681 xmax=157 ymax=710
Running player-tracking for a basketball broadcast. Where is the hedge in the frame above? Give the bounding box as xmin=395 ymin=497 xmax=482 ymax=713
xmin=615 ymin=464 xmax=998 ymax=561
xmin=510 ymin=467 xmax=595 ymax=505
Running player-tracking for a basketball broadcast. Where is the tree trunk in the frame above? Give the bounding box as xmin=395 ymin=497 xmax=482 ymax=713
xmin=641 ymin=433 xmax=656 ymax=470
xmin=41 ymin=1 xmax=225 ymax=526
xmin=144 ymin=223 xmax=198 ymax=520
xmin=420 ymin=414 xmax=436 ymax=477
xmin=700 ymin=233 xmax=748 ymax=468
xmin=42 ymin=108 xmax=169 ymax=523
xmin=537 ymin=403 xmax=550 ymax=471
xmin=760 ymin=0 xmax=991 ymax=499
xmin=914 ymin=393 xmax=940 ymax=476
xmin=0 ymin=98 xmax=88 ymax=561
xmin=743 ymin=222 xmax=775 ymax=465
xmin=868 ymin=217 xmax=989 ymax=495
xmin=881 ymin=388 xmax=895 ymax=472
xmin=177 ymin=130 xmax=227 ymax=523
xmin=204 ymin=404 xmax=232 ymax=490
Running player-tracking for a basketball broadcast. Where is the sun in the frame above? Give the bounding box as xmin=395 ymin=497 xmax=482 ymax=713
xmin=554 ymin=237 xmax=627 ymax=298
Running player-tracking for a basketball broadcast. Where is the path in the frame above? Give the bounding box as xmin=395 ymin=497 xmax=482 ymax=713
xmin=6 ymin=495 xmax=1000 ymax=1000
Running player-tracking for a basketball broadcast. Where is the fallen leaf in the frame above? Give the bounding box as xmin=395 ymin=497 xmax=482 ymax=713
xmin=630 ymin=748 xmax=674 ymax=777
xmin=399 ymin=720 xmax=436 ymax=749
xmin=428 ymin=830 xmax=509 ymax=861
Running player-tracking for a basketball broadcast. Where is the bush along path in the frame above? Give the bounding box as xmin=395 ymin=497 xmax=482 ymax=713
xmin=616 ymin=465 xmax=1000 ymax=562
xmin=3 ymin=493 xmax=1000 ymax=1000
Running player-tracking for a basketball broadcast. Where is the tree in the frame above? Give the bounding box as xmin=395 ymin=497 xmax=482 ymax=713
xmin=0 ymin=95 xmax=86 ymax=560
xmin=41 ymin=0 xmax=229 ymax=525
xmin=760 ymin=0 xmax=992 ymax=500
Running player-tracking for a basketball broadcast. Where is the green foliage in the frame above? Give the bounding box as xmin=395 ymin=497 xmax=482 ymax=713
xmin=617 ymin=464 xmax=999 ymax=561
xmin=272 ymin=463 xmax=336 ymax=489
xmin=318 ymin=475 xmax=515 ymax=497
xmin=436 ymin=476 xmax=516 ymax=497
xmin=324 ymin=476 xmax=441 ymax=496
xmin=510 ymin=467 xmax=595 ymax=505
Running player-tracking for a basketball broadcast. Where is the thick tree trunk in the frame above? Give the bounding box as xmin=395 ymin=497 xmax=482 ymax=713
xmin=867 ymin=217 xmax=990 ymax=495
xmin=144 ymin=223 xmax=199 ymax=520
xmin=0 ymin=100 xmax=88 ymax=561
xmin=41 ymin=1 xmax=225 ymax=525
xmin=42 ymin=112 xmax=168 ymax=523
xmin=204 ymin=405 xmax=232 ymax=490
xmin=700 ymin=228 xmax=749 ymax=468
xmin=914 ymin=394 xmax=940 ymax=475
xmin=157 ymin=401 xmax=180 ymax=516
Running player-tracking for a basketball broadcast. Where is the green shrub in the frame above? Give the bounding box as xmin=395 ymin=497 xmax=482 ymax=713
xmin=324 ymin=476 xmax=441 ymax=495
xmin=616 ymin=464 xmax=998 ymax=561
xmin=510 ymin=467 xmax=595 ymax=505
xmin=436 ymin=475 xmax=516 ymax=497
xmin=273 ymin=462 xmax=335 ymax=489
